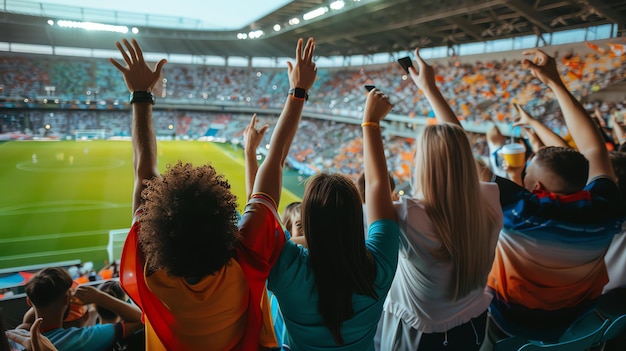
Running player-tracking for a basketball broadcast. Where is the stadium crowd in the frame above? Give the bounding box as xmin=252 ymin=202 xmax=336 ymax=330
xmin=1 ymin=35 xmax=625 ymax=351
xmin=1 ymin=41 xmax=626 ymax=187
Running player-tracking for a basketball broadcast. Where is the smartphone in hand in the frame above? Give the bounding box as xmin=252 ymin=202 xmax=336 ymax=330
xmin=364 ymin=85 xmax=376 ymax=92
xmin=397 ymin=56 xmax=413 ymax=74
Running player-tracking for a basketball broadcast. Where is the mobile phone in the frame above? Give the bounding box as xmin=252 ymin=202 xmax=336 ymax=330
xmin=397 ymin=56 xmax=413 ymax=74
xmin=364 ymin=85 xmax=376 ymax=92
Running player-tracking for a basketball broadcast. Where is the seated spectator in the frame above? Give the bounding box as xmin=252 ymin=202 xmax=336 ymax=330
xmin=21 ymin=280 xmax=101 ymax=333
xmin=282 ymin=201 xmax=302 ymax=238
xmin=15 ymin=267 xmax=142 ymax=351
xmin=268 ymin=87 xmax=400 ymax=349
xmin=113 ymin=38 xmax=311 ymax=350
xmin=375 ymin=48 xmax=503 ymax=351
xmin=6 ymin=317 xmax=59 ymax=351
xmin=485 ymin=49 xmax=626 ymax=347
xmin=2 ymin=308 xmax=23 ymax=351
xmin=96 ymin=281 xmax=127 ymax=324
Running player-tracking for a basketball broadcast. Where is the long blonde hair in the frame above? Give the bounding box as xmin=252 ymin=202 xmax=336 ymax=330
xmin=413 ymin=123 xmax=498 ymax=301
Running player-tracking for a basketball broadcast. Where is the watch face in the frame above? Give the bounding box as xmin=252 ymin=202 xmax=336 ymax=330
xmin=294 ymin=88 xmax=306 ymax=98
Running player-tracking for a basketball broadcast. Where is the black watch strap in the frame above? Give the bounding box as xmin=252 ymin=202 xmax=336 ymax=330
xmin=289 ymin=88 xmax=308 ymax=101
xmin=130 ymin=91 xmax=155 ymax=105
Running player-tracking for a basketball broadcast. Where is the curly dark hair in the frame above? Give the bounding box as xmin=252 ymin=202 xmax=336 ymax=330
xmin=139 ymin=161 xmax=240 ymax=278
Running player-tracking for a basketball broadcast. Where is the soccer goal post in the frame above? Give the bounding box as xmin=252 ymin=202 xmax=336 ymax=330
xmin=75 ymin=129 xmax=107 ymax=141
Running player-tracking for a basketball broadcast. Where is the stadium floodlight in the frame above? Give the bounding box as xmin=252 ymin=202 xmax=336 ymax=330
xmin=237 ymin=33 xmax=248 ymax=39
xmin=303 ymin=7 xmax=329 ymax=21
xmin=289 ymin=17 xmax=300 ymax=25
xmin=57 ymin=20 xmax=129 ymax=34
xmin=131 ymin=27 xmax=139 ymax=34
xmin=249 ymin=30 xmax=264 ymax=39
xmin=47 ymin=20 xmax=54 ymax=26
xmin=273 ymin=24 xmax=281 ymax=31
xmin=330 ymin=1 xmax=345 ymax=10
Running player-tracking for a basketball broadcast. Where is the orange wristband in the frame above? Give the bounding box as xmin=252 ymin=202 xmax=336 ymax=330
xmin=361 ymin=122 xmax=379 ymax=128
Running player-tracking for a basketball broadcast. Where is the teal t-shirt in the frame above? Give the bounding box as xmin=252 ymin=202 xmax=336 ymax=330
xmin=44 ymin=324 xmax=119 ymax=351
xmin=268 ymin=219 xmax=400 ymax=350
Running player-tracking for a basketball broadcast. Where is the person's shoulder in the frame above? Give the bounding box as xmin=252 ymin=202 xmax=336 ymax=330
xmin=586 ymin=175 xmax=619 ymax=191
xmin=480 ymin=181 xmax=500 ymax=197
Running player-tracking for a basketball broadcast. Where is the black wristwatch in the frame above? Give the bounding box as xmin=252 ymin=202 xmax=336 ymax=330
xmin=289 ymin=87 xmax=308 ymax=101
xmin=130 ymin=91 xmax=155 ymax=105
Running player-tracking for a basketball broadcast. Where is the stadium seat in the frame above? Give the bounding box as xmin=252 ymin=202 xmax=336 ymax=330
xmin=494 ymin=318 xmax=610 ymax=351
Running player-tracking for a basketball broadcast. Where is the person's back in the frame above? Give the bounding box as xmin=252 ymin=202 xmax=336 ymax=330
xmin=486 ymin=49 xmax=626 ymax=343
xmin=389 ymin=182 xmax=501 ymax=331
xmin=268 ymin=200 xmax=398 ymax=350
xmin=268 ymin=89 xmax=399 ymax=350
xmin=143 ymin=265 xmax=249 ymax=349
xmin=113 ymin=38 xmax=313 ymax=350
xmin=376 ymin=50 xmax=502 ymax=351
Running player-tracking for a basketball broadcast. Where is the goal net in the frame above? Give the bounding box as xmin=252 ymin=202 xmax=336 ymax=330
xmin=75 ymin=129 xmax=106 ymax=141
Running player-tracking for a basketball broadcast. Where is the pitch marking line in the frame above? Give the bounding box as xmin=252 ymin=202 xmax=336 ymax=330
xmin=0 ymin=200 xmax=131 ymax=216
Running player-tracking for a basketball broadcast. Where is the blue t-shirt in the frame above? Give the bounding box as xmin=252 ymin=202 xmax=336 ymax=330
xmin=268 ymin=219 xmax=399 ymax=351
xmin=489 ymin=176 xmax=625 ymax=339
xmin=44 ymin=323 xmax=121 ymax=351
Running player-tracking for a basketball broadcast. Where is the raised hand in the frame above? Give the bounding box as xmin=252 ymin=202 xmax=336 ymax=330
xmin=363 ymin=89 xmax=393 ymax=123
xmin=244 ymin=113 xmax=269 ymax=154
xmin=109 ymin=38 xmax=167 ymax=92
xmin=521 ymin=49 xmax=562 ymax=87
xmin=73 ymin=285 xmax=102 ymax=305
xmin=408 ymin=48 xmax=436 ymax=92
xmin=407 ymin=47 xmax=460 ymax=126
xmin=287 ymin=38 xmax=317 ymax=91
xmin=512 ymin=103 xmax=536 ymax=127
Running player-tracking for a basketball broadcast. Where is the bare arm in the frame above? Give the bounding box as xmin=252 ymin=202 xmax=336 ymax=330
xmin=610 ymin=114 xmax=625 ymax=144
xmin=522 ymin=49 xmax=614 ymax=179
xmin=513 ymin=103 xmax=567 ymax=148
xmin=74 ymin=286 xmax=142 ymax=337
xmin=252 ymin=38 xmax=317 ymax=205
xmin=408 ymin=48 xmax=461 ymax=127
xmin=109 ymin=38 xmax=166 ymax=214
xmin=243 ymin=114 xmax=269 ymax=201
xmin=363 ymin=90 xmax=396 ymax=224
xmin=521 ymin=127 xmax=545 ymax=153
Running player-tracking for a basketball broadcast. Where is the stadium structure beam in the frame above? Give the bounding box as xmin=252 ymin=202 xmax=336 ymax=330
xmin=316 ymin=0 xmax=505 ymax=45
xmin=583 ymin=0 xmax=626 ymax=28
xmin=504 ymin=0 xmax=553 ymax=33
xmin=447 ymin=16 xmax=484 ymax=41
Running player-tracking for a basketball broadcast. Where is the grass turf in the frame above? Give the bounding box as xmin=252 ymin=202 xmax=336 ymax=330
xmin=0 ymin=140 xmax=303 ymax=270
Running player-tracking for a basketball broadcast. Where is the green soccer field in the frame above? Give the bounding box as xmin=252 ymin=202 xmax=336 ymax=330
xmin=0 ymin=140 xmax=303 ymax=270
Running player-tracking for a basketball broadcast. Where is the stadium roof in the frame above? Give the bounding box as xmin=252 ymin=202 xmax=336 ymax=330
xmin=0 ymin=0 xmax=624 ymax=58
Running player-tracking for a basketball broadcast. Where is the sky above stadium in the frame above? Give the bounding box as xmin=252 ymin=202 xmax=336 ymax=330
xmin=31 ymin=0 xmax=293 ymax=30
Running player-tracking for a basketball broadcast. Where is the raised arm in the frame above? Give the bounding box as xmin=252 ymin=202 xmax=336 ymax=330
xmin=243 ymin=114 xmax=269 ymax=200
xmin=252 ymin=38 xmax=317 ymax=205
xmin=74 ymin=285 xmax=143 ymax=337
xmin=611 ymin=113 xmax=626 ymax=144
xmin=522 ymin=49 xmax=614 ymax=179
xmin=513 ymin=103 xmax=568 ymax=148
xmin=408 ymin=48 xmax=461 ymax=127
xmin=363 ymin=89 xmax=396 ymax=224
xmin=109 ymin=39 xmax=167 ymax=214
xmin=521 ymin=126 xmax=545 ymax=153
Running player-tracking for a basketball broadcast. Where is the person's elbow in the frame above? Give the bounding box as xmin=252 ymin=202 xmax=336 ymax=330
xmin=122 ymin=321 xmax=144 ymax=338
